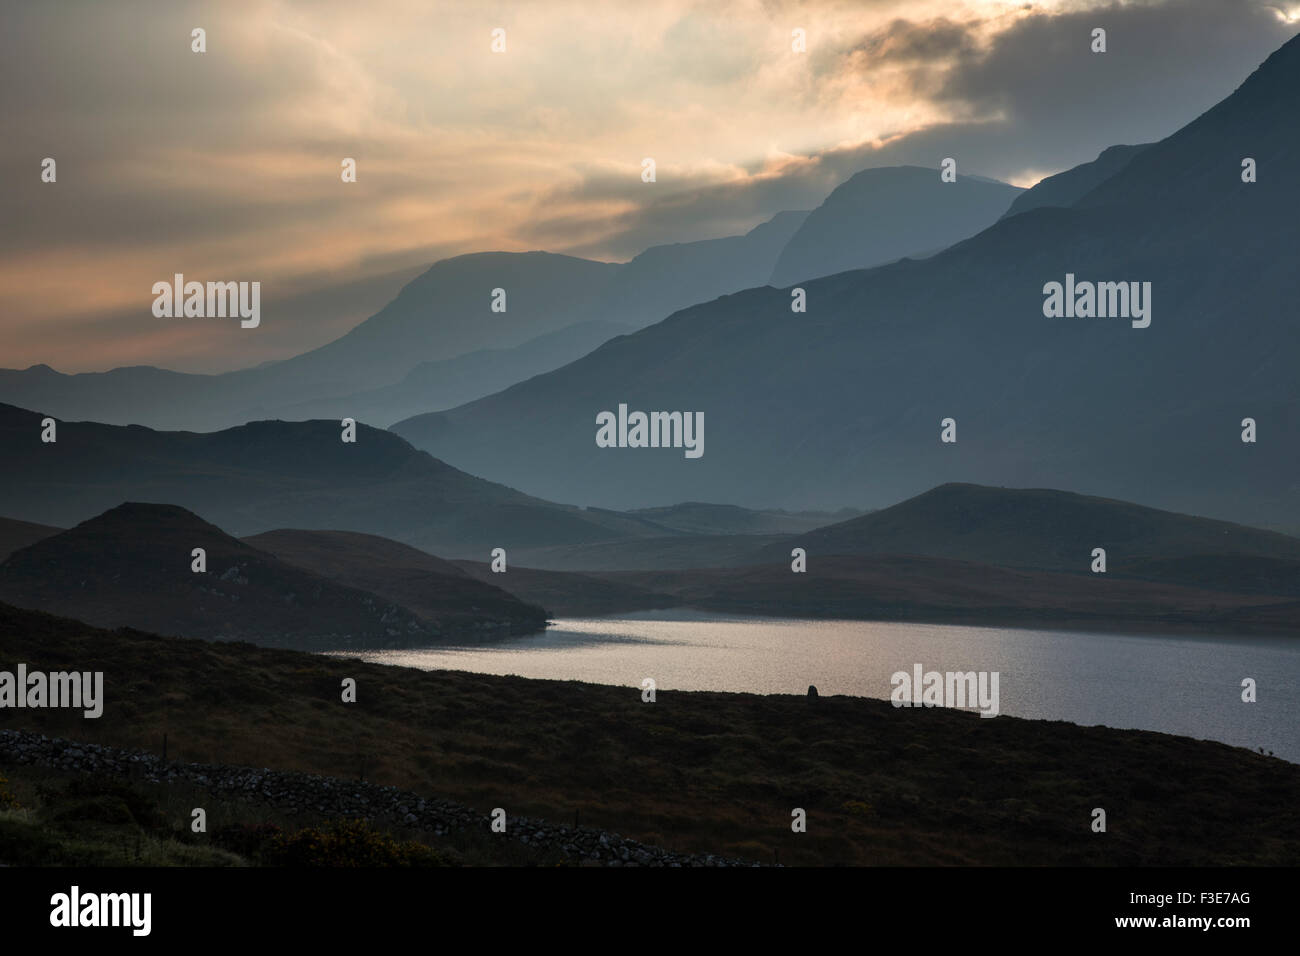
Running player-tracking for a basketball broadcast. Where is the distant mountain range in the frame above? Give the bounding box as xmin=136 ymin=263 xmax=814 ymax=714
xmin=3 ymin=482 xmax=1295 ymax=634
xmin=253 ymin=320 xmax=635 ymax=428
xmin=503 ymin=484 xmax=1300 ymax=630
xmin=0 ymin=163 xmax=1023 ymax=433
xmin=0 ymin=400 xmax=857 ymax=563
xmin=393 ymin=35 xmax=1300 ymax=534
xmin=770 ymin=167 xmax=1021 ymax=286
xmin=0 ymin=401 xmax=650 ymax=557
xmin=747 ymin=483 xmax=1300 ymax=579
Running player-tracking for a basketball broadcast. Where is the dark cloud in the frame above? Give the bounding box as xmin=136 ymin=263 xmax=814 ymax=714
xmin=933 ymin=0 xmax=1294 ymax=147
xmin=849 ymin=17 xmax=982 ymax=65
xmin=545 ymin=0 xmax=1297 ymax=260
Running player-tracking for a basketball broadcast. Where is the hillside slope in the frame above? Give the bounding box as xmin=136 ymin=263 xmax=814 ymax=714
xmin=245 ymin=528 xmax=550 ymax=630
xmin=770 ymin=167 xmax=1021 ymax=286
xmin=393 ymin=36 xmax=1300 ymax=532
xmin=0 ymin=504 xmax=474 ymax=649
xmin=0 ymin=402 xmax=652 ymax=557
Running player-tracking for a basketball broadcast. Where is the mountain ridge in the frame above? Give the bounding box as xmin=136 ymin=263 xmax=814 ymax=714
xmin=391 ymin=34 xmax=1300 ymax=532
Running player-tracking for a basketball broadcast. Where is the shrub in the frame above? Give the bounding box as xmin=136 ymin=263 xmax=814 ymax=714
xmin=49 ymin=795 xmax=137 ymax=825
xmin=36 ymin=777 xmax=165 ymax=829
xmin=213 ymin=822 xmax=284 ymax=858
xmin=262 ymin=818 xmax=454 ymax=867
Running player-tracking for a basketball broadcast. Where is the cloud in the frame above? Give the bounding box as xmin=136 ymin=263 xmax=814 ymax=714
xmin=848 ymin=16 xmax=983 ymax=65
xmin=535 ymin=0 xmax=1298 ymax=256
xmin=0 ymin=0 xmax=1295 ymax=372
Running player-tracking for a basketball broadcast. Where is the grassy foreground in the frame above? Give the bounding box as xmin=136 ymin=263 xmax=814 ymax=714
xmin=2 ymin=602 xmax=1298 ymax=866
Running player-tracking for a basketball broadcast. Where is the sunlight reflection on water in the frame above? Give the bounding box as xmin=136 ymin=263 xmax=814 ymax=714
xmin=325 ymin=610 xmax=1300 ymax=762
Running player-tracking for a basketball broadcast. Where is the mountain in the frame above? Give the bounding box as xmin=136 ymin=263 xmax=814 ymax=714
xmin=0 ymin=254 xmax=624 ymax=432
xmin=532 ymin=483 xmax=1300 ymax=626
xmin=749 ymin=484 xmax=1300 ymax=590
xmin=0 ymin=166 xmax=1017 ymax=436
xmin=290 ymin=206 xmax=801 ymax=395
xmin=616 ymin=209 xmax=808 ymax=307
xmin=0 ymin=363 xmax=232 ymax=433
xmin=768 ymin=167 xmax=1022 ymax=287
xmin=243 ymin=529 xmax=549 ymax=630
xmin=0 ymin=504 xmax=461 ymax=649
xmin=263 ymin=320 xmax=634 ymax=428
xmin=1002 ymin=144 xmax=1151 ymax=218
xmin=260 ymin=252 xmax=625 ymax=400
xmin=392 ymin=35 xmax=1300 ymax=533
xmin=0 ymin=211 xmax=807 ymax=433
xmin=0 ymin=515 xmax=61 ymax=563
xmin=0 ymin=402 xmax=653 ymax=557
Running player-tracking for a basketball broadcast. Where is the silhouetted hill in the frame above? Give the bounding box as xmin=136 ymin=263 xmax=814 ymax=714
xmin=0 ymin=504 xmax=458 ymax=649
xmin=750 ymin=484 xmax=1300 ymax=578
xmin=393 ymin=36 xmax=1300 ymax=532
xmin=0 ymin=515 xmax=61 ymax=562
xmin=769 ymin=166 xmax=1021 ymax=286
xmin=445 ymin=485 xmax=1300 ymax=626
xmin=1002 ymin=144 xmax=1150 ymax=218
xmin=244 ymin=529 xmax=549 ymax=630
xmin=0 ymin=402 xmax=651 ymax=557
xmin=0 ymin=363 xmax=223 ymax=433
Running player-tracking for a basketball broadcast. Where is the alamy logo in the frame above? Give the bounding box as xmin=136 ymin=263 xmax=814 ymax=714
xmin=0 ymin=664 xmax=103 ymax=718
xmin=595 ymin=403 xmax=703 ymax=458
xmin=891 ymin=664 xmax=1000 ymax=718
xmin=152 ymin=273 xmax=261 ymax=328
xmin=1042 ymin=273 xmax=1151 ymax=328
xmin=50 ymin=886 xmax=151 ymax=936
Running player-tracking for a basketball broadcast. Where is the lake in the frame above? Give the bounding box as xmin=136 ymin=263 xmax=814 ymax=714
xmin=331 ymin=610 xmax=1300 ymax=763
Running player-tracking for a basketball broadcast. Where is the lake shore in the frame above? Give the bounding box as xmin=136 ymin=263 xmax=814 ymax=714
xmin=3 ymin=601 xmax=1298 ymax=866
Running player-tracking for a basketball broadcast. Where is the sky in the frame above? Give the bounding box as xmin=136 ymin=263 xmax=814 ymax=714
xmin=3 ymin=0 xmax=1297 ymax=373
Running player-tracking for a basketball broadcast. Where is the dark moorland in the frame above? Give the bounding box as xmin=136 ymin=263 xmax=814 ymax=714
xmin=1 ymin=602 xmax=1296 ymax=866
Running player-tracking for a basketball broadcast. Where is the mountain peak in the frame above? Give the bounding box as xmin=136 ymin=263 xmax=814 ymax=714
xmin=0 ymin=503 xmax=449 ymax=649
xmin=88 ymin=501 xmax=212 ymax=525
xmin=768 ymin=165 xmax=1022 ymax=286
